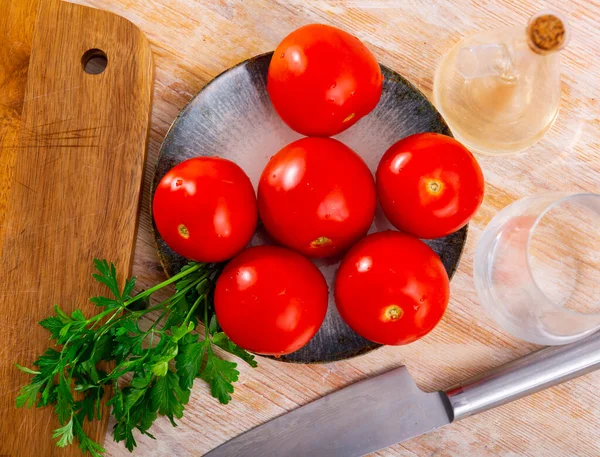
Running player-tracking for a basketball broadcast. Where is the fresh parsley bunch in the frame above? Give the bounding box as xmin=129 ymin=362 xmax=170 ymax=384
xmin=16 ymin=259 xmax=256 ymax=456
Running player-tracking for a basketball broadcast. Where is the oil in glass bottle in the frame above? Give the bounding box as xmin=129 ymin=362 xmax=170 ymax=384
xmin=434 ymin=11 xmax=569 ymax=155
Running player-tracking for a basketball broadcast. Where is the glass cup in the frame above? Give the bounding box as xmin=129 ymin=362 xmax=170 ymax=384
xmin=474 ymin=193 xmax=600 ymax=345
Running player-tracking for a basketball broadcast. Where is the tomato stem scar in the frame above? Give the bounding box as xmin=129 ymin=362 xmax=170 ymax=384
xmin=384 ymin=305 xmax=403 ymax=321
xmin=343 ymin=113 xmax=356 ymax=123
xmin=310 ymin=236 xmax=332 ymax=247
xmin=178 ymin=224 xmax=190 ymax=239
xmin=426 ymin=179 xmax=444 ymax=195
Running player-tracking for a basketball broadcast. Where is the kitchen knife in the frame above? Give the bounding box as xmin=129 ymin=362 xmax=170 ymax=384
xmin=205 ymin=331 xmax=600 ymax=456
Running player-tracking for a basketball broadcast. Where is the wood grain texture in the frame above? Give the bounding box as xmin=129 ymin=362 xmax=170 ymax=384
xmin=37 ymin=0 xmax=600 ymax=455
xmin=0 ymin=1 xmax=153 ymax=455
xmin=0 ymin=0 xmax=41 ymax=252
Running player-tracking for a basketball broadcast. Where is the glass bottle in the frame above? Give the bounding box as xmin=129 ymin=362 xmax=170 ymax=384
xmin=433 ymin=11 xmax=570 ymax=156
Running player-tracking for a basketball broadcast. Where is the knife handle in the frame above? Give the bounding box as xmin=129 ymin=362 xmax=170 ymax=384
xmin=446 ymin=331 xmax=600 ymax=421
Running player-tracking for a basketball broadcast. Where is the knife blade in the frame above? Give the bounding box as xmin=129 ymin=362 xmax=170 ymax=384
xmin=206 ymin=331 xmax=600 ymax=457
xmin=206 ymin=366 xmax=452 ymax=457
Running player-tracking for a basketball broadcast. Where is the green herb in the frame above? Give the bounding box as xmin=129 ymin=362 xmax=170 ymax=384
xmin=16 ymin=259 xmax=256 ymax=456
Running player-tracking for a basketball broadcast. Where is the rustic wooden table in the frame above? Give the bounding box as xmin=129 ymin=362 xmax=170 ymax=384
xmin=69 ymin=1 xmax=600 ymax=455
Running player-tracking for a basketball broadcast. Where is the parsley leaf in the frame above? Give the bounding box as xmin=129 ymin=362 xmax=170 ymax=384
xmin=15 ymin=258 xmax=258 ymax=456
xmin=16 ymin=382 xmax=43 ymax=408
xmin=212 ymin=332 xmax=257 ymax=368
xmin=200 ymin=345 xmax=239 ymax=405
xmin=175 ymin=333 xmax=206 ymax=390
xmin=56 ymin=374 xmax=74 ymax=424
xmin=150 ymin=370 xmax=190 ymax=426
xmin=89 ymin=295 xmax=121 ymax=310
xmin=74 ymin=416 xmax=106 ymax=457
xmin=112 ymin=319 xmax=145 ymax=361
xmin=52 ymin=416 xmax=74 ymax=447
xmin=15 ymin=364 xmax=40 ymax=375
xmin=92 ymin=259 xmax=122 ymax=301
xmin=39 ymin=316 xmax=66 ymax=340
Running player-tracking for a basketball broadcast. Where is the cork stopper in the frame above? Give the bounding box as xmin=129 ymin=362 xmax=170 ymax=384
xmin=527 ymin=13 xmax=568 ymax=54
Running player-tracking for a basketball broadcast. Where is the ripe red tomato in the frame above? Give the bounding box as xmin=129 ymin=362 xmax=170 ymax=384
xmin=268 ymin=24 xmax=383 ymax=137
xmin=214 ymin=245 xmax=328 ymax=355
xmin=258 ymin=137 xmax=376 ymax=258
xmin=335 ymin=231 xmax=449 ymax=345
xmin=376 ymin=133 xmax=484 ymax=239
xmin=152 ymin=157 xmax=257 ymax=263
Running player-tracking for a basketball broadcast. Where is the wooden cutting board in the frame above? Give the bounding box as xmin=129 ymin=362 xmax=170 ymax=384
xmin=0 ymin=1 xmax=153 ymax=455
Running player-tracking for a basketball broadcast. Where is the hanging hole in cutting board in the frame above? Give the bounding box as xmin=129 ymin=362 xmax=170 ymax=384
xmin=82 ymin=48 xmax=108 ymax=74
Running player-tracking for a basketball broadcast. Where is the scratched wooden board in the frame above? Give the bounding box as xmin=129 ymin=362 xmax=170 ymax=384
xmin=0 ymin=0 xmax=153 ymax=455
xmin=69 ymin=0 xmax=600 ymax=456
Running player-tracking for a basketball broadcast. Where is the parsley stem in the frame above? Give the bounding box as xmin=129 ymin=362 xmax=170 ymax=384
xmin=131 ymin=274 xmax=208 ymax=318
xmin=99 ymin=307 xmax=124 ymax=331
xmin=88 ymin=265 xmax=207 ymax=330
xmin=123 ymin=263 xmax=204 ymax=308
xmin=147 ymin=309 xmax=168 ymax=335
xmin=183 ymin=295 xmax=203 ymax=324
xmin=87 ymin=308 xmax=117 ymax=325
xmin=204 ymin=296 xmax=209 ymax=339
xmin=94 ymin=275 xmax=208 ymax=341
xmin=148 ymin=329 xmax=155 ymax=349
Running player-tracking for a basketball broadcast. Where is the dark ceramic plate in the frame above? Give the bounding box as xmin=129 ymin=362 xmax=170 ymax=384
xmin=153 ymin=52 xmax=467 ymax=364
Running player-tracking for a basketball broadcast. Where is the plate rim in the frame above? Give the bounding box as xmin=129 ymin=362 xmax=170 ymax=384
xmin=150 ymin=51 xmax=468 ymax=364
